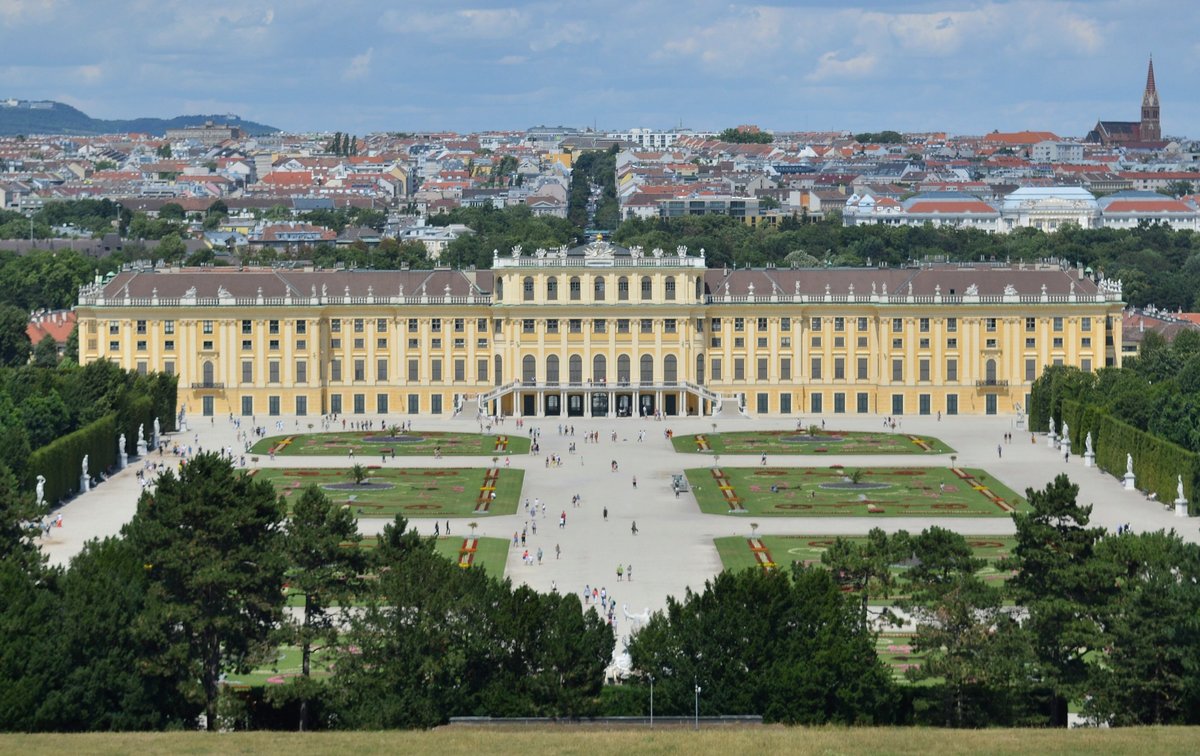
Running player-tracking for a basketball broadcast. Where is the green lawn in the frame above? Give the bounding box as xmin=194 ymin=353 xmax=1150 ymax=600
xmin=251 ymin=430 xmax=530 ymax=457
xmin=687 ymin=466 xmax=1026 ymax=517
xmin=714 ymin=534 xmax=1016 ymax=600
xmin=672 ymin=429 xmax=954 ymax=455
xmin=432 ymin=535 xmax=510 ymax=575
xmin=224 ymin=644 xmax=335 ymax=688
xmin=252 ymin=466 xmax=524 ymax=518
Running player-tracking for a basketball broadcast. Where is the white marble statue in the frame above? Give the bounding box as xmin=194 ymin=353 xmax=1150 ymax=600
xmin=138 ymin=423 xmax=145 ymax=444
xmin=1085 ymin=432 xmax=1093 ymax=455
xmin=82 ymin=455 xmax=89 ymax=478
xmin=153 ymin=417 xmax=161 ymax=440
xmin=1048 ymin=417 xmax=1056 ymax=437
xmin=1127 ymin=453 xmax=1134 ymax=476
xmin=1178 ymin=474 xmax=1185 ymax=502
xmin=1061 ymin=422 xmax=1069 ymax=443
xmin=35 ymin=475 xmax=45 ymax=506
xmin=119 ymin=432 xmax=126 ymax=452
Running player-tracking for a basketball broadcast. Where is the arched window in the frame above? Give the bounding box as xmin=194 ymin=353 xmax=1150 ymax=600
xmin=569 ymin=277 xmax=581 ymax=301
xmin=665 ymin=276 xmax=676 ymax=301
xmin=546 ymin=276 xmax=558 ymax=300
xmin=664 ymin=354 xmax=678 ymax=383
xmin=494 ymin=355 xmax=502 ymax=386
xmin=696 ymin=354 xmax=705 ymax=384
xmin=640 ymin=276 xmax=652 ymax=300
xmin=522 ymin=276 xmax=534 ymax=301
xmin=594 ymin=277 xmax=606 ymax=301
xmin=569 ymin=355 xmax=583 ymax=384
xmin=617 ymin=355 xmax=631 ymax=383
xmin=546 ymin=355 xmax=560 ymax=384
xmin=495 ymin=278 xmax=504 ymax=300
xmin=985 ymin=359 xmax=997 ymax=383
xmin=202 ymin=360 xmax=214 ymax=385
xmin=640 ymin=354 xmax=654 ymax=383
xmin=617 ymin=276 xmax=629 ymax=301
xmin=522 ymin=355 xmax=536 ymax=383
xmin=593 ymin=354 xmax=607 ymax=383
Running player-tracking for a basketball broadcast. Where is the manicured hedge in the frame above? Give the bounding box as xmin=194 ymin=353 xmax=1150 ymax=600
xmin=27 ymin=413 xmax=117 ymax=506
xmin=1058 ymin=398 xmax=1198 ymax=513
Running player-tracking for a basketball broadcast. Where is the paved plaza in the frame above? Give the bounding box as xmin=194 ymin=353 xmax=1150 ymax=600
xmin=40 ymin=410 xmax=1200 ymax=650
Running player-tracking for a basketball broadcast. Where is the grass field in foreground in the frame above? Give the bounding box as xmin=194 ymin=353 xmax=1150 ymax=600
xmin=714 ymin=535 xmax=1016 ymax=602
xmin=4 ymin=728 xmax=1199 ymax=755
xmin=252 ymin=430 xmax=530 ymax=457
xmin=252 ymin=467 xmax=524 ymax=518
xmin=672 ymin=429 xmax=954 ymax=455
xmin=687 ymin=466 xmax=1026 ymax=517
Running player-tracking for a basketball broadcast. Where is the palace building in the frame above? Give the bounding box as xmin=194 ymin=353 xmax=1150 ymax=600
xmin=75 ymin=240 xmax=1124 ymax=420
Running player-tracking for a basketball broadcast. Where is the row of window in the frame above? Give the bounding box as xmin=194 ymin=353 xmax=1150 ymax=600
xmin=515 ymin=275 xmax=688 ymax=302
xmin=706 ymin=356 xmax=1086 ymax=382
xmin=221 ymin=393 xmax=448 ymax=418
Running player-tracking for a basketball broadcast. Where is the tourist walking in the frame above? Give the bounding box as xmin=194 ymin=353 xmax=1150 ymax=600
xmin=631 ymin=521 xmax=638 ymax=536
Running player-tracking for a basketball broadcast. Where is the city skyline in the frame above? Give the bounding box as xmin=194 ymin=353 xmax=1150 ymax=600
xmin=1 ymin=0 xmax=1197 ymax=138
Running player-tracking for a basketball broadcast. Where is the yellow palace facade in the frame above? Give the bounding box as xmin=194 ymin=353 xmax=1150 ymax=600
xmin=75 ymin=240 xmax=1123 ymax=420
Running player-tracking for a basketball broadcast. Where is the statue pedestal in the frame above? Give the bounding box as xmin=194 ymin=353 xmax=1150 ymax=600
xmin=137 ymin=441 xmax=148 ymax=457
xmin=1083 ymin=452 xmax=1094 ymax=468
xmin=152 ymin=432 xmax=159 ymax=449
xmin=80 ymin=474 xmax=90 ymax=493
xmin=1176 ymin=498 xmax=1190 ymax=518
xmin=1062 ymin=440 xmax=1071 ymax=458
xmin=1046 ymin=433 xmax=1057 ymax=448
xmin=118 ymin=451 xmax=127 ymax=470
xmin=1123 ymin=473 xmax=1137 ymax=491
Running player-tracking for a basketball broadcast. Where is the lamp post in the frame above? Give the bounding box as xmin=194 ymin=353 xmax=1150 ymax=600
xmin=648 ymin=674 xmax=654 ymax=729
xmin=694 ymin=678 xmax=701 ymax=731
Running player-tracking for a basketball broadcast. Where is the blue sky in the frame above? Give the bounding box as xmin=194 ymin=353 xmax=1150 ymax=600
xmin=2 ymin=0 xmax=1196 ymax=137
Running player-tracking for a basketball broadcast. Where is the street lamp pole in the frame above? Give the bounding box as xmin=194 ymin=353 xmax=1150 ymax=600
xmin=694 ymin=678 xmax=700 ymax=731
xmin=648 ymin=674 xmax=654 ymax=729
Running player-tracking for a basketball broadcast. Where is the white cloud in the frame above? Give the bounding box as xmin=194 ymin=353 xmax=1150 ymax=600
xmin=75 ymin=64 xmax=103 ymax=83
xmin=498 ymin=54 xmax=527 ymax=65
xmin=0 ymin=0 xmax=56 ymax=23
xmin=343 ymin=47 xmax=373 ymax=80
xmin=806 ymin=51 xmax=877 ymax=82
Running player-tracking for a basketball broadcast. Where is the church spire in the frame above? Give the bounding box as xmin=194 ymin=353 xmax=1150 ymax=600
xmin=1140 ymin=56 xmax=1161 ymax=141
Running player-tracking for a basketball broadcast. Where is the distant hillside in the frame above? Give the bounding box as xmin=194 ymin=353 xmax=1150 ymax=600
xmin=0 ymin=100 xmax=279 ymax=137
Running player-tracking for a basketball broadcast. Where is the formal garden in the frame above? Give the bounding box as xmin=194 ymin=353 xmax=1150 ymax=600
xmin=714 ymin=534 xmax=1016 ymax=592
xmin=251 ymin=466 xmax=523 ymax=517
xmin=671 ymin=428 xmax=954 ymax=455
xmin=686 ymin=465 xmax=1027 ymax=516
xmin=250 ymin=430 xmax=530 ymax=457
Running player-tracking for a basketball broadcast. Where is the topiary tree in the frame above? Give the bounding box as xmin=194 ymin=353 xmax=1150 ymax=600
xmin=349 ymin=464 xmax=368 ymax=485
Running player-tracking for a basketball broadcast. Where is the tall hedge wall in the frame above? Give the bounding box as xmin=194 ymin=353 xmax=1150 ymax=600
xmin=26 ymin=413 xmax=117 ymax=507
xmin=1058 ymin=398 xmax=1198 ymax=513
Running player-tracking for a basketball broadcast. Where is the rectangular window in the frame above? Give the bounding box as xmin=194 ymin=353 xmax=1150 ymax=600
xmin=269 ymin=339 xmax=280 ymax=351
xmin=711 ymin=358 xmax=722 ymax=380
xmin=811 ymin=317 xmax=822 ymax=331
xmin=430 ymin=318 xmax=442 ymax=333
xmin=331 ymin=319 xmax=341 ymax=333
xmin=919 ymin=358 xmax=930 ymax=382
xmin=407 ymin=394 xmax=419 ymax=414
xmin=1025 ymin=358 xmax=1037 ymax=382
xmin=986 ymin=318 xmax=997 ymax=332
xmin=242 ymin=340 xmax=252 ymax=351
xmin=296 ymin=360 xmax=307 ymax=383
xmin=1081 ymin=317 xmax=1091 ymax=332
xmin=947 ymin=338 xmax=957 ymax=349
xmin=377 ymin=358 xmax=388 ymax=381
xmin=378 ymin=338 xmax=387 ymax=349
xmin=857 ymin=357 xmax=868 ymax=380
xmin=1082 ymin=337 xmax=1091 ymax=348
xmin=666 ymin=279 xmax=677 ymax=300
xmin=857 ymin=317 xmax=868 ymax=331
xmin=810 ymin=393 xmax=822 ymax=413
xmin=756 ymin=337 xmax=767 ymax=348
xmin=454 ymin=318 xmax=464 ymax=332
xmin=640 ymin=319 xmax=653 ymax=334
xmin=269 ymin=320 xmax=279 ymax=335
xmin=296 ymin=396 xmax=307 ymax=416
xmin=569 ymin=319 xmax=582 ymax=333
xmin=296 ymin=340 xmax=306 ymax=350
xmin=919 ymin=338 xmax=930 ymax=349
xmin=665 ymin=319 xmax=677 ymax=334
xmin=523 ymin=319 xmax=535 ymax=334
xmin=756 ymin=393 xmax=768 ymax=413
xmin=734 ymin=318 xmax=745 ymax=332
xmin=241 ymin=396 xmax=254 ymax=416
xmin=268 ymin=361 xmax=280 ymax=383
xmin=408 ymin=318 xmax=419 ymax=332
xmin=734 ymin=337 xmax=745 ymax=348
xmin=546 ymin=319 xmax=559 ymax=334
xmin=947 ymin=359 xmax=958 ymax=381
xmin=780 ymin=358 xmax=791 ymax=380
xmin=408 ymin=359 xmax=419 ymax=381
xmin=136 ymin=320 xmax=147 ymax=334
xmin=453 ymin=338 xmax=465 ymax=349
xmin=946 ymin=394 xmax=958 ymax=415
xmin=377 ymin=394 xmax=389 ymax=413
xmin=593 ymin=319 xmax=606 ymax=333
xmin=268 ymin=396 xmax=280 ymax=416
xmin=353 ymin=319 xmax=364 ymax=333
xmin=1081 ymin=358 xmax=1092 ymax=372
xmin=617 ymin=319 xmax=630 ymax=334
xmin=431 ymin=395 xmax=443 ymax=414
xmin=242 ymin=319 xmax=252 ymax=335
xmin=330 ymin=338 xmax=341 ymax=349
xmin=710 ymin=318 xmax=721 ymax=331
xmin=780 ymin=393 xmax=792 ymax=414
xmin=164 ymin=320 xmax=175 ymax=335
xmin=1026 ymin=338 xmax=1036 ymax=348
xmin=811 ymin=336 xmax=821 ymax=348
xmin=1053 ymin=317 xmax=1064 ymax=332
xmin=136 ymin=361 xmax=147 ymax=375
xmin=1053 ymin=337 xmax=1064 ymax=348
xmin=892 ymin=338 xmax=902 ymax=349
xmin=892 ymin=358 xmax=903 ymax=382
xmin=477 ymin=318 xmax=488 ymax=332
xmin=834 ymin=357 xmax=845 ymax=380
xmin=946 ymin=317 xmax=957 ymax=332
xmin=330 ymin=394 xmax=342 ymax=414
xmin=986 ymin=339 xmax=998 ymax=349
xmin=431 ymin=338 xmax=441 ymax=349
xmin=756 ymin=317 xmax=768 ymax=330
xmin=164 ymin=340 xmax=175 ymax=351
xmin=734 ymin=358 xmax=745 ymax=380
xmin=350 ymin=359 xmax=363 ymax=381
xmin=811 ymin=357 xmax=822 ymax=380
xmin=431 ymin=359 xmax=442 ymax=382
xmin=296 ymin=320 xmax=306 ymax=334
xmin=353 ymin=394 xmax=365 ymax=414
xmin=478 ymin=358 xmax=488 ymax=382
xmin=711 ymin=337 xmax=722 ymax=348
xmin=891 ymin=394 xmax=904 ymax=416
xmin=857 ymin=392 xmax=869 ymax=413
xmin=202 ymin=321 xmax=213 ymax=334
xmin=757 ymin=357 xmax=768 ymax=380
xmin=136 ymin=340 xmax=147 ymax=351
xmin=454 ymin=359 xmax=465 ymax=382
xmin=858 ymin=336 xmax=868 ymax=348
xmin=919 ymin=317 xmax=930 ymax=332
xmin=781 ymin=317 xmax=791 ymax=330
xmin=892 ymin=318 xmax=903 ymax=333
xmin=570 ymin=279 xmax=581 ymax=300
xmin=242 ymin=360 xmax=253 ymax=384
xmin=1026 ymin=317 xmax=1036 ymax=332
xmin=834 ymin=317 xmax=845 ymax=332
